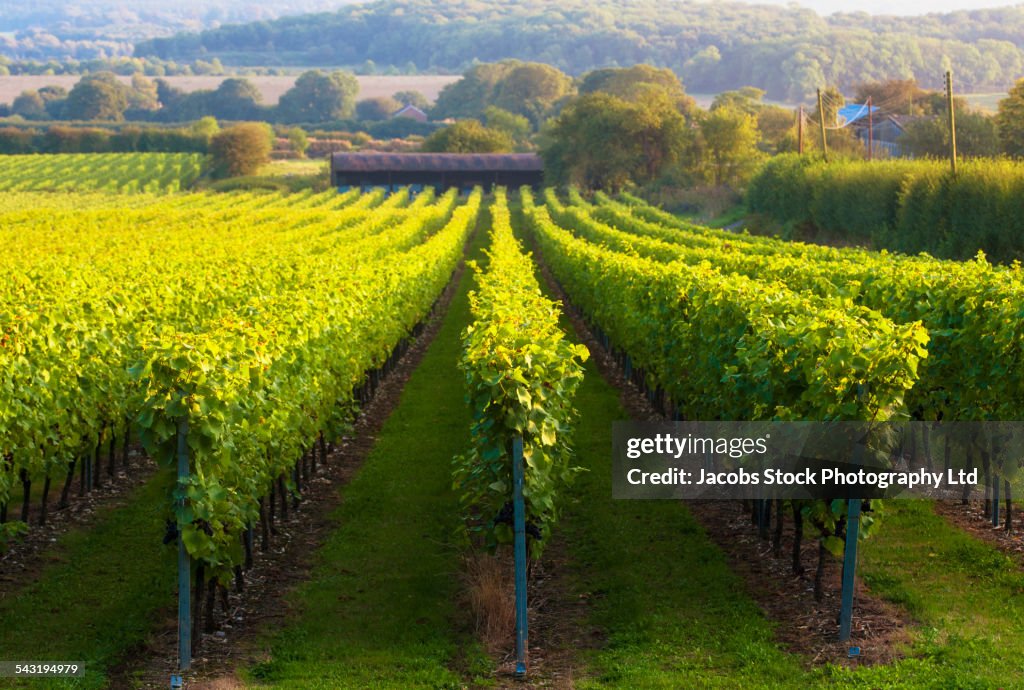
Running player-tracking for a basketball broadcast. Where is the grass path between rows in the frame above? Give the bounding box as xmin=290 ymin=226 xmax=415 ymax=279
xmin=524 ymin=237 xmax=810 ymax=688
xmin=241 ymin=226 xmax=490 ymax=689
xmin=521 ymin=203 xmax=1024 ymax=689
xmin=549 ymin=364 xmax=1017 ymax=688
xmin=852 ymin=500 xmax=1024 ymax=688
xmin=0 ymin=470 xmax=176 ymax=690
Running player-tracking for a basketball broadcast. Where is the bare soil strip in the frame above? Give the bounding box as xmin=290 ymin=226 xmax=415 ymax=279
xmin=934 ymin=500 xmax=1024 ymax=561
xmin=486 ymin=543 xmax=593 ymax=689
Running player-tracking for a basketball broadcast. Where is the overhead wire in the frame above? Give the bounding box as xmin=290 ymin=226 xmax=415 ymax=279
xmin=811 ymin=89 xmax=914 ymax=129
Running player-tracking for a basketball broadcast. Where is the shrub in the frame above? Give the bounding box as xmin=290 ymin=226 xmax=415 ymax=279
xmin=422 ymin=120 xmax=513 ymax=153
xmin=210 ymin=122 xmax=273 ymax=177
xmin=287 ymin=127 xmax=309 ymax=158
xmin=746 ymin=154 xmax=814 ymax=224
xmin=0 ymin=127 xmax=37 ymax=154
xmin=42 ymin=126 xmax=113 ymax=153
xmin=809 ymin=159 xmax=912 ymax=243
xmin=355 ymin=96 xmax=402 ymax=121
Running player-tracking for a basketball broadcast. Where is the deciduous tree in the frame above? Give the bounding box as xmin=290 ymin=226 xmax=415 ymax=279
xmin=11 ymin=91 xmax=46 ymax=120
xmin=541 ymin=90 xmax=687 ymax=190
xmin=421 ymin=120 xmax=513 ymax=153
xmin=484 ymin=106 xmax=531 ymax=149
xmin=393 ymin=90 xmax=430 ymax=110
xmin=580 ymin=65 xmax=696 ymax=117
xmin=64 ymin=73 xmax=128 ymax=121
xmin=356 ymin=96 xmax=402 ymax=121
xmin=490 ymin=62 xmax=573 ymax=127
xmin=210 ymin=122 xmax=273 ymax=177
xmin=698 ymin=105 xmax=762 ymax=187
xmin=277 ymin=70 xmax=358 ymax=123
xmin=209 ymin=78 xmax=262 ymax=120
xmin=997 ymin=78 xmax=1024 ymax=157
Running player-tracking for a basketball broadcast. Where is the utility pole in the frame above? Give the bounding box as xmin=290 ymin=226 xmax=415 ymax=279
xmin=867 ymin=96 xmax=873 ymax=161
xmin=817 ymin=88 xmax=828 ymax=162
xmin=945 ymin=70 xmax=958 ymax=176
xmin=798 ymin=105 xmax=804 ymax=154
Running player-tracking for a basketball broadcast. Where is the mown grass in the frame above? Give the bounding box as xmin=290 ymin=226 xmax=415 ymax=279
xmin=554 ymin=363 xmax=804 ymax=688
xmin=243 ymin=223 xmax=490 ymax=689
xmin=200 ymin=159 xmax=330 ymax=193
xmin=841 ymin=500 xmax=1024 ymax=688
xmin=0 ymin=470 xmax=176 ymax=690
xmin=559 ymin=379 xmax=1024 ymax=687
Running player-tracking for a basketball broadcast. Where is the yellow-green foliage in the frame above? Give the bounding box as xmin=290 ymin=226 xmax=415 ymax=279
xmin=525 ymin=188 xmax=927 ymax=422
xmin=0 ymin=186 xmax=480 ymax=579
xmin=0 ymin=152 xmax=207 ymax=193
xmin=568 ymin=190 xmax=1024 ymax=423
xmin=454 ymin=188 xmax=588 ymax=553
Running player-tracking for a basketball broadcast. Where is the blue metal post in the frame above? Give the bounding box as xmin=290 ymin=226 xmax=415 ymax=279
xmin=992 ymin=474 xmax=1001 ymax=527
xmin=838 ymin=497 xmax=861 ymax=642
xmin=177 ymin=418 xmax=191 ymax=671
xmin=511 ymin=436 xmax=528 ymax=678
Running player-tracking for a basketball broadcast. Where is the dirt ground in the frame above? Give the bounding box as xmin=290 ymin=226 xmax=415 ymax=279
xmin=935 ymin=499 xmax=1024 ymax=559
xmin=0 ymin=74 xmax=459 ymax=106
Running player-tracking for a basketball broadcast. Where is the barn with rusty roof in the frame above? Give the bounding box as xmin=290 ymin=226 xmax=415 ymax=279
xmin=330 ymin=152 xmax=544 ymax=192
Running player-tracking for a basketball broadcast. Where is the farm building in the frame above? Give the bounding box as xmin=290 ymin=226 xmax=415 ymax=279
xmin=838 ymin=103 xmax=909 ymax=158
xmin=391 ymin=104 xmax=428 ymax=122
xmin=331 ymin=152 xmax=544 ymax=192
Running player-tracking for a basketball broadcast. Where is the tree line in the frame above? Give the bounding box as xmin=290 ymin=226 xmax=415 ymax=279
xmin=421 ymin=61 xmax=1024 ymax=195
xmin=12 ymin=57 xmax=1024 ymax=197
xmin=0 ymin=0 xmax=346 ymax=63
xmin=3 ymin=70 xmax=434 ymax=133
xmin=135 ymin=0 xmax=1024 ymax=101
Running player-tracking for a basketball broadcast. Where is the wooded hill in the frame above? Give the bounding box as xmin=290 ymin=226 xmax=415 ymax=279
xmin=134 ymin=0 xmax=1024 ymax=101
xmin=0 ymin=0 xmax=359 ymax=63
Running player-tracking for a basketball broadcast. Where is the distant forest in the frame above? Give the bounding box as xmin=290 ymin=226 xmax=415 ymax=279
xmin=133 ymin=0 xmax=1024 ymax=101
xmin=0 ymin=0 xmax=357 ymax=62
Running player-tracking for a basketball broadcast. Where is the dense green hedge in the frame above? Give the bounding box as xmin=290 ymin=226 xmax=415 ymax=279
xmin=747 ymin=154 xmax=1024 ymax=262
xmin=0 ymin=125 xmax=210 ymax=155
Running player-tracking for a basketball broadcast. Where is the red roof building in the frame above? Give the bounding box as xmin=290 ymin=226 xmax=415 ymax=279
xmin=391 ymin=104 xmax=429 ymax=122
xmin=331 ymin=152 xmax=544 ymax=191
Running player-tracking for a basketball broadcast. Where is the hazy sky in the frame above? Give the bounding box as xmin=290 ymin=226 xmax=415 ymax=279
xmin=744 ymin=0 xmax=1024 ymax=15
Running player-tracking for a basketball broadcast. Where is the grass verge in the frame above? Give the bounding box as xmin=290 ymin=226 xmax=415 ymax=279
xmin=545 ymin=343 xmax=811 ymax=688
xmin=0 ymin=470 xmax=176 ymax=690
